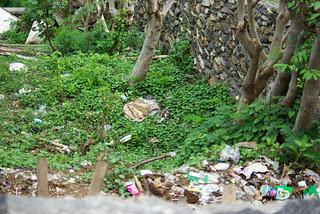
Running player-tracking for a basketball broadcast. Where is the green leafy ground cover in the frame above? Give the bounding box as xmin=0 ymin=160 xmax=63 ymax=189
xmin=0 ymin=50 xmax=318 ymax=192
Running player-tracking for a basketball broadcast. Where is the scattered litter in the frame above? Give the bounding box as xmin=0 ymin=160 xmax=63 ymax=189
xmin=304 ymin=169 xmax=320 ymax=183
xmin=34 ymin=105 xmax=47 ymax=116
xmin=120 ymin=93 xmax=128 ymax=101
xmin=213 ymin=163 xmax=230 ymax=171
xmin=33 ymin=118 xmax=43 ymax=124
xmin=261 ymin=156 xmax=279 ymax=172
xmin=18 ymin=88 xmax=32 ymax=94
xmin=125 ymin=181 xmax=140 ymax=197
xmin=51 ymin=139 xmax=71 ymax=154
xmin=67 ymin=178 xmax=76 ymax=183
xmin=80 ymin=160 xmax=92 ymax=167
xmin=104 ymin=124 xmax=112 ymax=132
xmin=148 ymin=137 xmax=160 ymax=143
xmin=175 ymin=165 xmax=191 ymax=174
xmin=220 ymin=145 xmax=240 ymax=163
xmin=123 ymin=98 xmax=160 ymax=122
xmin=240 ymin=163 xmax=268 ymax=180
xmin=119 ymin=134 xmax=132 ymax=143
xmin=303 ymin=185 xmax=320 ymax=199
xmin=275 ymin=186 xmax=293 ymax=200
xmin=237 ymin=141 xmax=257 ymax=149
xmin=9 ymin=63 xmax=27 ymax=72
xmin=298 ymin=180 xmax=307 ymax=187
xmin=0 ymin=94 xmax=4 ymax=100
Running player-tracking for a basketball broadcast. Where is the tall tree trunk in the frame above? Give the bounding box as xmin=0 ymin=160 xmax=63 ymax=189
xmin=269 ymin=9 xmax=304 ymax=98
xmin=293 ymin=26 xmax=320 ymax=132
xmin=129 ymin=0 xmax=175 ymax=85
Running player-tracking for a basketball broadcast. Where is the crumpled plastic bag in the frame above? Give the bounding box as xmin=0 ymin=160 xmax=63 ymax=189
xmin=220 ymin=145 xmax=240 ymax=163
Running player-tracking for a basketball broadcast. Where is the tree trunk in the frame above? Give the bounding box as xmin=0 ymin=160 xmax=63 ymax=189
xmin=269 ymin=9 xmax=304 ymax=98
xmin=293 ymin=27 xmax=320 ymax=132
xmin=129 ymin=0 xmax=175 ymax=85
xmin=130 ymin=17 xmax=162 ymax=83
xmin=252 ymin=0 xmax=290 ymax=98
xmin=280 ymin=31 xmax=306 ymax=107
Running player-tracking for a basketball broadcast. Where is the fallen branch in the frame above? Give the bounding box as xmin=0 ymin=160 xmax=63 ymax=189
xmin=129 ymin=152 xmax=176 ymax=169
xmin=125 ymin=55 xmax=168 ymax=60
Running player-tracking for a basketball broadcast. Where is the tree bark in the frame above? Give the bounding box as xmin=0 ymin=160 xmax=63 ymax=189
xmin=280 ymin=31 xmax=306 ymax=107
xmin=129 ymin=0 xmax=175 ymax=85
xmin=253 ymin=0 xmax=290 ymax=98
xmin=269 ymin=9 xmax=304 ymax=98
xmin=236 ymin=0 xmax=289 ymax=106
xmin=237 ymin=0 xmax=262 ymax=106
xmin=293 ymin=26 xmax=320 ymax=132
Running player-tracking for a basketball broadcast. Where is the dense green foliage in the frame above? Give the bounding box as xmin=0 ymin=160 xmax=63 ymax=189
xmin=0 ymin=22 xmax=28 ymax=44
xmin=54 ymin=24 xmax=144 ymax=55
xmin=0 ymin=0 xmax=29 ymax=7
xmin=0 ymin=51 xmax=232 ymax=190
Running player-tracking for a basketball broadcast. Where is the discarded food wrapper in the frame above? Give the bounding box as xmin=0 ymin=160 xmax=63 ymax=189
xmin=9 ymin=62 xmax=27 ymax=72
xmin=119 ymin=134 xmax=132 ymax=143
xmin=125 ymin=181 xmax=140 ymax=197
xmin=33 ymin=118 xmax=43 ymax=124
xmin=123 ymin=98 xmax=160 ymax=122
xmin=275 ymin=186 xmax=293 ymax=200
xmin=240 ymin=163 xmax=268 ymax=180
xmin=260 ymin=185 xmax=277 ymax=198
xmin=213 ymin=163 xmax=230 ymax=171
xmin=298 ymin=180 xmax=307 ymax=187
xmin=188 ymin=172 xmax=208 ymax=184
xmin=303 ymin=185 xmax=320 ymax=199
xmin=220 ymin=145 xmax=240 ymax=163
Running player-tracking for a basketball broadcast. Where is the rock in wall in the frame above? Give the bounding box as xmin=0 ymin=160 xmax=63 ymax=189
xmin=134 ymin=0 xmax=278 ymax=95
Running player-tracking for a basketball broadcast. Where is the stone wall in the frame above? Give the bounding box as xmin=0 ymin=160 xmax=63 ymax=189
xmin=134 ymin=0 xmax=278 ymax=95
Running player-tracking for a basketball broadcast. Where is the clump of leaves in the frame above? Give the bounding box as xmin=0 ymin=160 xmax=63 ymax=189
xmin=0 ymin=21 xmax=28 ymax=44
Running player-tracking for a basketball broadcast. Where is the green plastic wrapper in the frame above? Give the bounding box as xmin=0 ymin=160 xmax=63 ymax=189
xmin=303 ymin=185 xmax=320 ymax=199
xmin=275 ymin=186 xmax=293 ymax=200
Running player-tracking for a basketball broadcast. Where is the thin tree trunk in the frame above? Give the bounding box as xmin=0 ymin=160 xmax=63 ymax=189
xmin=280 ymin=31 xmax=306 ymax=107
xmin=129 ymin=0 xmax=175 ymax=85
xmin=253 ymin=0 xmax=290 ymax=98
xmin=269 ymin=9 xmax=304 ymax=98
xmin=236 ymin=0 xmax=262 ymax=106
xmin=130 ymin=18 xmax=162 ymax=83
xmin=293 ymin=27 xmax=320 ymax=132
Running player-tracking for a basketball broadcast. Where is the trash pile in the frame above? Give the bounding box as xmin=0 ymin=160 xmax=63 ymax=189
xmin=124 ymin=145 xmax=320 ymax=205
xmin=0 ymin=167 xmax=89 ymax=197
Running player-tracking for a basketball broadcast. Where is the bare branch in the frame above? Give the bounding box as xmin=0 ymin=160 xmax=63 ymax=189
xmin=248 ymin=0 xmax=267 ymax=61
xmin=253 ymin=0 xmax=290 ymax=97
xmin=162 ymin=0 xmax=175 ymax=17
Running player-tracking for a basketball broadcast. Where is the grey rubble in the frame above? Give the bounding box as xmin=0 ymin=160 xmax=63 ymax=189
xmin=1 ymin=195 xmax=320 ymax=214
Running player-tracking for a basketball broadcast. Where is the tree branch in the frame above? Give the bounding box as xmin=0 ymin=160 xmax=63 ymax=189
xmin=253 ymin=0 xmax=290 ymax=97
xmin=248 ymin=0 xmax=267 ymax=61
xmin=162 ymin=0 xmax=175 ymax=17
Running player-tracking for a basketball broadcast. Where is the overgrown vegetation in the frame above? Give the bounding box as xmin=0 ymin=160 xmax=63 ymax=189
xmin=0 ymin=0 xmax=319 ymax=194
